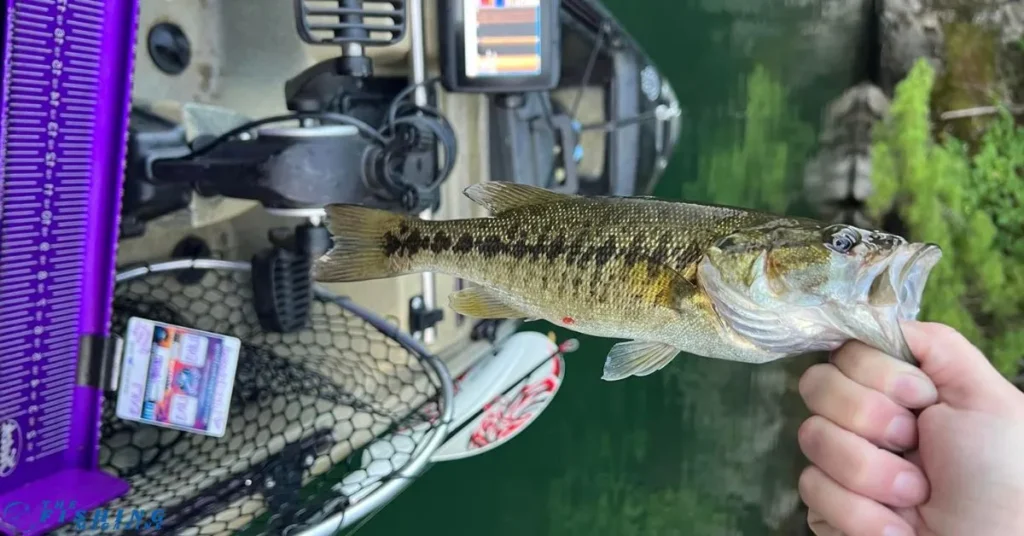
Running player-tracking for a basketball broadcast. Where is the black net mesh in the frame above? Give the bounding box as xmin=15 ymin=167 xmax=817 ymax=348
xmin=53 ymin=265 xmax=447 ymax=535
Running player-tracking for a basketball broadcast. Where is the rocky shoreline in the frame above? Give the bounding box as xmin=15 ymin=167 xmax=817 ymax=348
xmin=803 ymin=0 xmax=1024 ymax=228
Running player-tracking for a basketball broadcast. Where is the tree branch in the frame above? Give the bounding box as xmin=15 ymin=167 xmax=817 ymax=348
xmin=939 ymin=105 xmax=1024 ymax=121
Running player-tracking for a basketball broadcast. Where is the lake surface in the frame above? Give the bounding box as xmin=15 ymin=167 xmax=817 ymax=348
xmin=357 ymin=1 xmax=864 ymax=534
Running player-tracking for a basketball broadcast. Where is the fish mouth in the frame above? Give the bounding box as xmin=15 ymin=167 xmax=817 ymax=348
xmin=852 ymin=243 xmax=942 ymax=366
xmin=880 ymin=243 xmax=943 ymax=321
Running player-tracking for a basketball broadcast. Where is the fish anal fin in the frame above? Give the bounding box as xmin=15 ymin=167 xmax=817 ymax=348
xmin=601 ymin=340 xmax=681 ymax=381
xmin=448 ymin=286 xmax=526 ymax=319
xmin=462 ymin=182 xmax=568 ymax=215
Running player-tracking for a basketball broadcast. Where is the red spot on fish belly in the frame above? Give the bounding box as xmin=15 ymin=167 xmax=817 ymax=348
xmin=561 ymin=316 xmax=575 ymax=325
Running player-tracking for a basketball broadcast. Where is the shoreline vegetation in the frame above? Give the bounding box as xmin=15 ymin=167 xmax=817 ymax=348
xmin=867 ymin=59 xmax=1024 ymax=382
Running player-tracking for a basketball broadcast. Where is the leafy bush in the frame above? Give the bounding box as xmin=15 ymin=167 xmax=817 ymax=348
xmin=867 ymin=59 xmax=1024 ymax=378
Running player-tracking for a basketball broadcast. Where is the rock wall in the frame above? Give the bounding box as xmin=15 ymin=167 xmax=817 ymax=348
xmin=879 ymin=0 xmax=1024 ymax=104
xmin=803 ymin=0 xmax=1024 ymax=227
xmin=803 ymin=84 xmax=891 ymax=226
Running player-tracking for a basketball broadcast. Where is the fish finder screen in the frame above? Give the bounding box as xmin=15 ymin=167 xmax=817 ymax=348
xmin=463 ymin=0 xmax=543 ymax=78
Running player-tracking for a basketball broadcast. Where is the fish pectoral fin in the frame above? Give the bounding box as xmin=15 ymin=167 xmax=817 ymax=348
xmin=448 ymin=286 xmax=526 ymax=319
xmin=462 ymin=182 xmax=569 ymax=215
xmin=601 ymin=340 xmax=681 ymax=381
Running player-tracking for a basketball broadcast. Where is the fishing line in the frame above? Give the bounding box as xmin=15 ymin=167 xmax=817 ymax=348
xmin=569 ymin=23 xmax=608 ymax=119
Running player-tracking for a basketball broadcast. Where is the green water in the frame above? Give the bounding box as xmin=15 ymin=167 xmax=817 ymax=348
xmin=356 ymin=1 xmax=866 ymax=534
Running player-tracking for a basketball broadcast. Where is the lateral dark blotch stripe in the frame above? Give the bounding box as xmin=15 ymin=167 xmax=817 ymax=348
xmin=623 ymin=232 xmax=647 ymax=267
xmin=576 ymin=242 xmax=594 ymax=266
xmin=382 ymin=231 xmax=402 ymax=257
xmin=646 ymin=231 xmax=673 ymax=275
xmin=545 ymin=235 xmax=566 ymax=261
xmin=404 ymin=228 xmax=429 ymax=255
xmin=453 ymin=233 xmax=475 ymax=253
xmin=477 ymin=235 xmax=504 ymax=258
xmin=593 ymin=236 xmax=617 ymax=268
xmin=430 ymin=231 xmax=452 ymax=253
xmin=510 ymin=238 xmax=528 ymax=258
xmin=527 ymin=233 xmax=548 ymax=260
xmin=564 ymin=236 xmax=584 ymax=266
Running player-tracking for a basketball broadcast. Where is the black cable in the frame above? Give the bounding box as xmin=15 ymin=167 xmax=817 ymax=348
xmin=578 ymin=109 xmax=663 ymax=132
xmin=187 ymin=111 xmax=388 ymax=158
xmin=377 ymin=77 xmax=459 ymax=198
xmin=569 ymin=24 xmax=607 ymax=119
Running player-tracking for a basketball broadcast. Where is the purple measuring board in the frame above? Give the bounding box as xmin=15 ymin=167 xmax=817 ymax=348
xmin=0 ymin=0 xmax=139 ymax=534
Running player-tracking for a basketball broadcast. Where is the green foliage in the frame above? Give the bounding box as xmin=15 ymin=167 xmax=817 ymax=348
xmin=683 ymin=65 xmax=815 ymax=214
xmin=932 ymin=22 xmax=999 ymax=143
xmin=867 ymin=59 xmax=1024 ymax=378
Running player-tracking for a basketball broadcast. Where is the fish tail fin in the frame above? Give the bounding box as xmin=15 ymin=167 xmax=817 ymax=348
xmin=313 ymin=204 xmax=413 ymax=282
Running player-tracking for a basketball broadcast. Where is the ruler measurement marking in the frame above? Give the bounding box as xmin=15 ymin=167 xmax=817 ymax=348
xmin=32 ymin=444 xmax=68 ymax=461
xmin=4 ymin=0 xmax=134 ymax=488
xmin=38 ymin=434 xmax=71 ymax=451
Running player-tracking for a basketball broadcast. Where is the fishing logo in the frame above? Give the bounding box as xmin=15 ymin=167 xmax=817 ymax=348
xmin=0 ymin=500 xmax=164 ymax=532
xmin=0 ymin=418 xmax=22 ymax=478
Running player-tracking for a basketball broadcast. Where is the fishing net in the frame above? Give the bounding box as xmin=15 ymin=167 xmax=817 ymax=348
xmin=54 ymin=260 xmax=452 ymax=535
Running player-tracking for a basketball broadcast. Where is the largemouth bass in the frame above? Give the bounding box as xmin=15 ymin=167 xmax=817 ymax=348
xmin=314 ymin=182 xmax=941 ymax=381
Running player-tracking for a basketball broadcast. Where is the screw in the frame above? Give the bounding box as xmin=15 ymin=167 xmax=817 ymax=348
xmin=147 ymin=22 xmax=191 ymax=75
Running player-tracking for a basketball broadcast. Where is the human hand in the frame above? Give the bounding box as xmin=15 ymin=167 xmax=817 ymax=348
xmin=796 ymin=321 xmax=1024 ymax=536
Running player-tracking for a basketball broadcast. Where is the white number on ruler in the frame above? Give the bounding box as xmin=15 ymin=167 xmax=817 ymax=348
xmin=0 ymin=420 xmax=21 ymax=477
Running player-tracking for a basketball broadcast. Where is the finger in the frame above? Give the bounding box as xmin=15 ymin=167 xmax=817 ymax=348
xmin=893 ymin=506 xmax=923 ymax=533
xmin=799 ymin=363 xmax=918 ymax=450
xmin=799 ymin=465 xmax=916 ymax=536
xmin=831 ymin=340 xmax=937 ymax=409
xmin=807 ymin=510 xmax=843 ymax=536
xmin=901 ymin=321 xmax=1024 ymax=416
xmin=799 ymin=415 xmax=929 ymax=508
xmin=903 ymin=449 xmax=923 ymax=471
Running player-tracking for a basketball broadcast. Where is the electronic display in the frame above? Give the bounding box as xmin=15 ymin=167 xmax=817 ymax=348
xmin=463 ymin=0 xmax=544 ymax=78
xmin=439 ymin=0 xmax=560 ymax=93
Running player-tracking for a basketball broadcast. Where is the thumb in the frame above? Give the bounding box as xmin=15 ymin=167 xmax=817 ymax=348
xmin=901 ymin=321 xmax=1024 ymax=416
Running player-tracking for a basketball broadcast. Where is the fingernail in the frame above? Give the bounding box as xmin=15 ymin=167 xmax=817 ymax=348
xmin=883 ymin=525 xmax=910 ymax=536
xmin=884 ymin=415 xmax=916 ymax=449
xmin=892 ymin=372 xmax=938 ymax=407
xmin=892 ymin=471 xmax=927 ymax=504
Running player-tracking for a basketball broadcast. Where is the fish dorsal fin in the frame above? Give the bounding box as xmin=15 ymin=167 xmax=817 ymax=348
xmin=448 ymin=286 xmax=527 ymax=319
xmin=462 ymin=182 xmax=568 ymax=215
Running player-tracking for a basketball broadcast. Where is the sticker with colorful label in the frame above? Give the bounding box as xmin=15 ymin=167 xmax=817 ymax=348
xmin=116 ymin=317 xmax=241 ymax=437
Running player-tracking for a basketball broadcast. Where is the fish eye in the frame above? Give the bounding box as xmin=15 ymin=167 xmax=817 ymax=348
xmin=824 ymin=226 xmax=858 ymax=254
